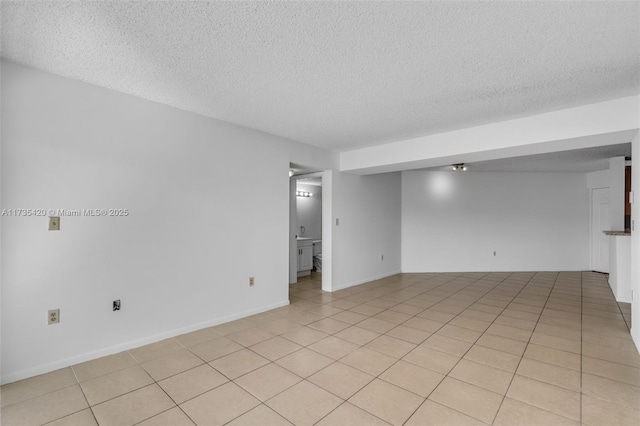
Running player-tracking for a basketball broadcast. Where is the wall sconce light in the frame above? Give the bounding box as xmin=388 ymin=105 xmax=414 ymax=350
xmin=452 ymin=163 xmax=467 ymax=171
xmin=289 ymin=169 xmax=295 ymax=177
xmin=297 ymin=191 xmax=312 ymax=197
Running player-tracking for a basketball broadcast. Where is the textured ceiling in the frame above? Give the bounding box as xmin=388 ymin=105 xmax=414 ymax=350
xmin=1 ymin=1 xmax=639 ymax=152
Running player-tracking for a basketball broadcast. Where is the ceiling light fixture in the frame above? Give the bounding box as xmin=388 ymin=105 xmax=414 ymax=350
xmin=452 ymin=163 xmax=467 ymax=171
xmin=296 ymin=191 xmax=312 ymax=197
xmin=289 ymin=169 xmax=295 ymax=177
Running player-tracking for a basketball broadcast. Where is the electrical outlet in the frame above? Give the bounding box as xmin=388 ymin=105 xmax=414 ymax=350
xmin=48 ymin=216 xmax=60 ymax=231
xmin=48 ymin=309 xmax=60 ymax=325
xmin=381 ymin=254 xmax=384 ymax=261
xmin=493 ymin=251 xmax=497 ymax=256
xmin=336 ymin=218 xmax=339 ymax=226
xmin=113 ymin=300 xmax=121 ymax=311
xmin=249 ymin=277 xmax=255 ymax=287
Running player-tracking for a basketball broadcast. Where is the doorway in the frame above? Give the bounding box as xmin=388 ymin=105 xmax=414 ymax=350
xmin=591 ymin=187 xmax=610 ymax=273
xmin=289 ymin=169 xmax=332 ymax=293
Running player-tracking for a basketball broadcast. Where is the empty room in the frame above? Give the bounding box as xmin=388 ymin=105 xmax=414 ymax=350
xmin=1 ymin=1 xmax=639 ymax=426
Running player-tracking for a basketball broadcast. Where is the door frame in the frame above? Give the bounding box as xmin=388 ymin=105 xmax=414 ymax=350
xmin=289 ymin=170 xmax=332 ymax=292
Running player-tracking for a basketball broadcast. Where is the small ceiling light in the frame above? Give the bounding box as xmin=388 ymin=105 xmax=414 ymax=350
xmin=452 ymin=163 xmax=468 ymax=171
xmin=296 ymin=191 xmax=312 ymax=197
xmin=289 ymin=169 xmax=295 ymax=177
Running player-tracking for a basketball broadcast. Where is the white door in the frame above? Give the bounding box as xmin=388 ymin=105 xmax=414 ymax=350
xmin=591 ymin=188 xmax=610 ymax=273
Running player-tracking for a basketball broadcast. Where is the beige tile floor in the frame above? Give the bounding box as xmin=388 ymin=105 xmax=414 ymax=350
xmin=2 ymin=271 xmax=640 ymax=425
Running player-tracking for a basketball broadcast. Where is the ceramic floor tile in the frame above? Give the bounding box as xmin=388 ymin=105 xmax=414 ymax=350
xmin=227 ymin=327 xmax=276 ymax=347
xmin=226 ymin=404 xmax=293 ymax=426
xmin=209 ymin=349 xmax=269 ymax=379
xmin=46 ymin=409 xmax=98 ymax=426
xmin=416 ymin=309 xmax=456 ymax=323
xmin=523 ymin=343 xmax=581 ymax=371
xmin=266 ymin=381 xmax=343 ymax=426
xmin=449 ymin=359 xmax=513 ymax=394
xmin=405 ymin=400 xmax=485 ymax=426
xmin=582 ymin=342 xmax=640 ymax=368
xmin=8 ymin=271 xmax=640 ymax=426
xmin=428 ymin=377 xmax=503 ymax=424
xmin=448 ymin=316 xmax=492 ymax=332
xmin=421 ymin=334 xmax=473 ymax=357
xmin=137 ymin=407 xmax=195 ymax=426
xmin=435 ymin=324 xmax=482 ymax=343
xmin=308 ymin=362 xmax=374 ymax=400
xmin=158 ymin=364 xmax=228 ymax=404
xmin=234 ymin=363 xmax=301 ymax=401
xmin=506 ymin=375 xmax=580 ymax=421
xmin=357 ymin=317 xmax=398 ymax=334
xmin=389 ymin=303 xmax=424 ymax=316
xmin=365 ymin=335 xmax=417 ymax=358
xmin=476 ymin=333 xmax=527 ymax=356
xmin=141 ymin=349 xmax=204 ymax=381
xmin=486 ymin=323 xmax=533 ymax=342
xmin=463 ymin=345 xmax=521 ymax=373
xmin=1 ymin=385 xmax=88 ymax=426
xmin=92 ymin=384 xmax=175 ymax=426
xmin=308 ymin=318 xmax=352 ymax=334
xmin=180 ymin=381 xmax=260 ymax=425
xmin=384 ymin=324 xmax=432 ymax=344
xmin=494 ymin=397 xmax=579 ymax=426
xmin=72 ymin=352 xmax=138 ymax=383
xmin=174 ymin=328 xmax=219 ymax=348
xmin=249 ymin=336 xmax=302 ymax=361
xmin=281 ymin=326 xmax=329 ymax=346
xmin=403 ymin=317 xmax=445 ymax=333
xmin=308 ymin=336 xmax=360 ymax=360
xmin=582 ymin=372 xmax=640 ymax=410
xmin=80 ymin=365 xmax=153 ymax=406
xmin=379 ymin=360 xmax=444 ymax=397
xmin=403 ymin=345 xmax=460 ymax=375
xmin=582 ymin=355 xmax=640 ymax=386
xmin=341 ymin=347 xmax=398 ymax=376
xmin=516 ymin=357 xmax=581 ymax=391
xmin=349 ymin=379 xmax=424 ymax=426
xmin=129 ymin=339 xmax=184 ymax=364
xmin=529 ymin=332 xmax=581 ymax=354
xmin=334 ymin=326 xmax=381 ymax=345
xmin=275 ymin=348 xmax=334 ymax=378
xmin=189 ymin=336 xmax=244 ymax=362
xmin=316 ymin=402 xmax=391 ymax=426
xmin=259 ymin=318 xmax=303 ymax=335
xmin=1 ymin=367 xmax=78 ymax=408
xmin=350 ymin=304 xmax=386 ymax=316
xmin=581 ymin=393 xmax=640 ymax=426
xmin=374 ymin=310 xmax=413 ymax=324
xmin=330 ymin=310 xmax=369 ymax=325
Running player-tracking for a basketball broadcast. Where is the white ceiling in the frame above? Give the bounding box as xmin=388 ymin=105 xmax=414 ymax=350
xmin=1 ymin=1 xmax=639 ymax=154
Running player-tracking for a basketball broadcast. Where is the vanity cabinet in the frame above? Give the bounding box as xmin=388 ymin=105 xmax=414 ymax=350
xmin=297 ymin=238 xmax=313 ymax=276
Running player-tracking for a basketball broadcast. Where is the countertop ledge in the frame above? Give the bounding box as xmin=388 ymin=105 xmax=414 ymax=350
xmin=603 ymin=231 xmax=631 ymax=236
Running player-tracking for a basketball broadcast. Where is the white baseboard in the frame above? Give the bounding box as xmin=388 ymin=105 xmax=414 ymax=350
xmin=1 ymin=299 xmax=289 ymax=385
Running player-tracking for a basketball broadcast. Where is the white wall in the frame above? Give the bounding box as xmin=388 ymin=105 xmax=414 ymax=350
xmin=331 ymin=172 xmax=402 ymax=290
xmin=402 ymin=171 xmax=590 ymax=272
xmin=586 ymin=169 xmax=610 ymax=190
xmin=295 ymin=183 xmax=321 ymax=240
xmin=0 ymin=61 xmax=339 ymax=383
xmin=631 ymin=131 xmax=640 ymax=350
